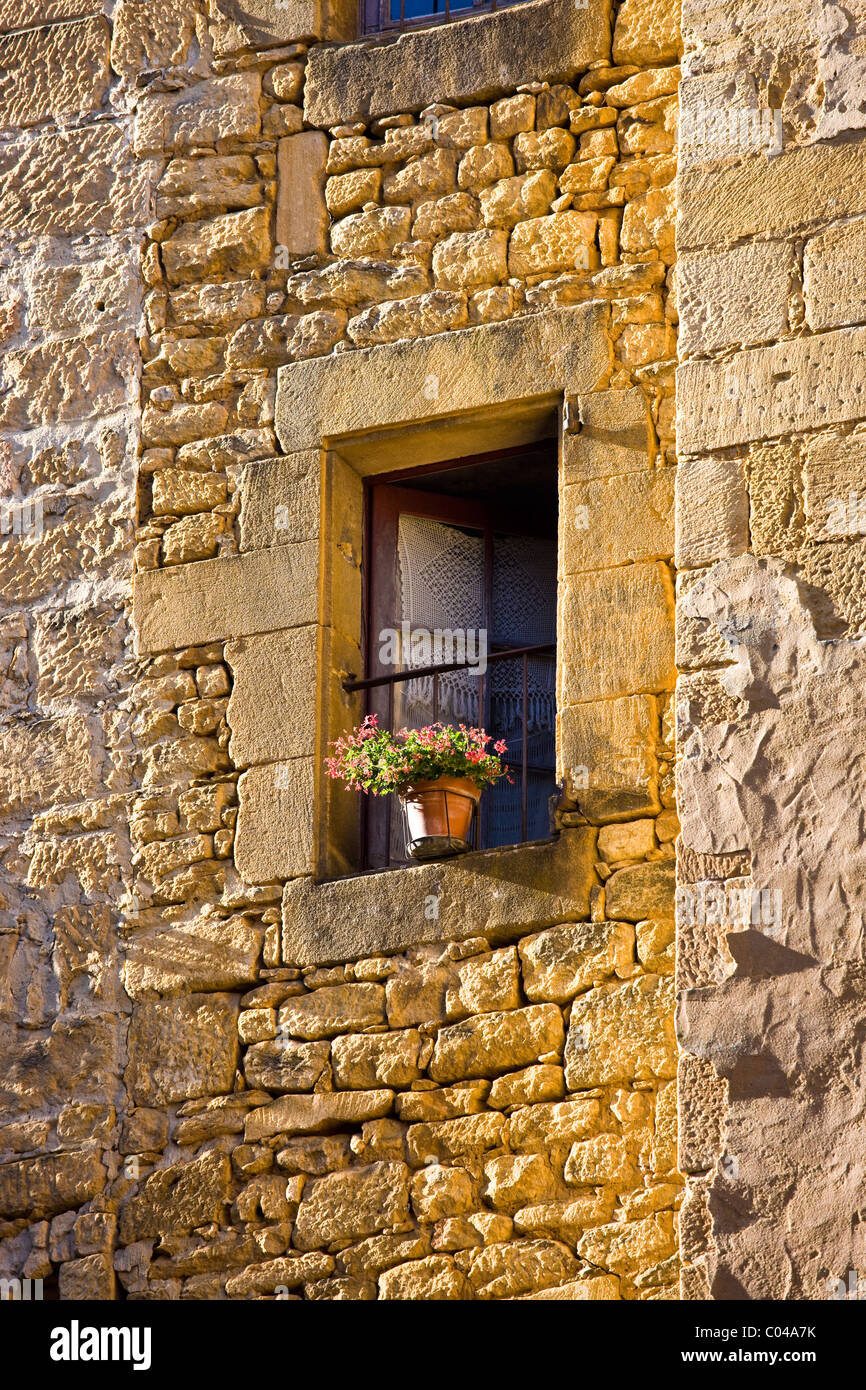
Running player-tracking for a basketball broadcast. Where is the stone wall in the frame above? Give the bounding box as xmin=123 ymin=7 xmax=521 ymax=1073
xmin=0 ymin=0 xmax=684 ymax=1300
xmin=675 ymin=0 xmax=866 ymax=1300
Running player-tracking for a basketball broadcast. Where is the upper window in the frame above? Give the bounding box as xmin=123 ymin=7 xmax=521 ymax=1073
xmin=362 ymin=0 xmax=525 ymax=35
xmin=354 ymin=443 xmax=558 ymax=870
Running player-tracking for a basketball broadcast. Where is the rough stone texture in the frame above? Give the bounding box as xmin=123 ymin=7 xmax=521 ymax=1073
xmin=126 ymin=995 xmax=239 ymax=1104
xmin=0 ymin=17 xmax=110 ymax=130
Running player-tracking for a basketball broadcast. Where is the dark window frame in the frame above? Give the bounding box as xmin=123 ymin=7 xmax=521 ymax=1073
xmin=353 ymin=444 xmax=559 ymax=871
xmin=360 ymin=0 xmax=525 ymax=37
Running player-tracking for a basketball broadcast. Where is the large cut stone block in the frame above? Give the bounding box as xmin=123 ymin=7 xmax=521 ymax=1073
xmin=111 ymin=0 xmax=198 ymax=77
xmin=561 ymin=387 xmax=655 ymax=482
xmin=234 ymin=758 xmax=315 ymax=882
xmin=277 ymin=131 xmax=328 ymax=258
xmin=126 ymin=994 xmax=239 ymax=1105
xmin=118 ymin=1153 xmax=231 ymax=1243
xmin=558 ymin=694 xmax=660 ymax=818
xmin=675 ymin=455 xmax=749 ymax=570
xmin=0 ymin=714 xmax=100 ymax=816
xmin=678 ymin=139 xmax=866 ymax=251
xmin=303 ymin=0 xmax=612 ymax=126
xmin=293 ymin=1162 xmax=409 ymax=1251
xmin=282 ymin=829 xmax=597 ymax=966
xmin=133 ymin=72 xmax=261 ymax=155
xmin=559 ymin=562 xmax=675 ymax=704
xmin=804 ymin=216 xmax=866 ymax=332
xmin=519 ymin=920 xmax=634 ymax=1004
xmin=121 ymin=915 xmax=263 ymax=998
xmin=429 ymin=1004 xmax=565 ymax=1082
xmin=678 ymin=242 xmax=794 ymax=356
xmin=209 ymin=0 xmax=353 ymax=54
xmin=0 ymin=17 xmax=109 ymax=131
xmin=0 ymin=1149 xmax=104 ymax=1220
xmin=0 ymin=125 xmax=152 ymax=235
xmin=275 ymin=303 xmax=610 ymax=452
xmin=238 ymin=450 xmax=320 ymax=552
xmin=678 ymin=326 xmax=866 ymax=453
xmin=133 ymin=542 xmax=318 ymax=654
xmin=226 ymin=626 xmax=318 ymax=766
xmin=560 ymin=468 xmax=674 ymax=574
xmin=564 ymin=974 xmax=676 ymax=1087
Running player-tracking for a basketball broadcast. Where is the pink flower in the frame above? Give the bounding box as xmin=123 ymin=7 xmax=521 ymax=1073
xmin=494 ymin=739 xmax=507 ymax=754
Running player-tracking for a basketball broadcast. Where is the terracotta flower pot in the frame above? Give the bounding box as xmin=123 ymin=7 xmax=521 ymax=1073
xmin=399 ymin=776 xmax=482 ymax=859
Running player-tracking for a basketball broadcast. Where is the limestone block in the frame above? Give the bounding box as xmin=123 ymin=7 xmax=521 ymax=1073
xmin=804 ymin=433 xmax=866 ymax=542
xmin=613 ymin=0 xmax=681 ymax=63
xmin=58 ymin=1253 xmax=115 ymax=1301
xmin=224 ymin=1252 xmax=334 ymax=1297
xmin=483 ymin=1154 xmax=557 ymax=1212
xmin=0 ymin=125 xmax=151 ymax=236
xmin=330 ymin=206 xmax=412 ymax=260
xmin=244 ymin=1038 xmax=330 ymax=1092
xmin=0 ymin=18 xmax=110 ymax=130
xmin=561 ymin=386 xmax=655 ymax=482
xmin=577 ymin=1212 xmax=676 ymax=1276
xmin=620 ymin=183 xmax=674 ymax=259
xmin=560 ymin=467 xmax=674 ymax=573
xmin=0 ymin=1150 xmax=104 ymax=1221
xmin=410 ymin=1165 xmax=474 ymax=1222
xmin=277 ymin=131 xmax=328 ymax=259
xmin=565 ymin=1133 xmax=637 ymax=1186
xmin=378 ymin=1254 xmax=467 ymax=1299
xmin=121 ymin=915 xmax=262 ymax=998
xmin=675 ymin=570 xmax=736 ymax=670
xmin=244 ymin=1090 xmax=394 ymax=1142
xmin=155 ymin=154 xmax=261 ymax=220
xmin=118 ymin=1153 xmax=231 ymax=1243
xmin=508 ymin=211 xmax=596 ymax=277
xmin=429 ymin=1004 xmax=564 ymax=1083
xmin=237 ymin=451 xmax=320 ymax=552
xmin=326 ymin=168 xmax=382 ymax=216
xmin=0 ymin=330 xmax=136 ymax=430
xmin=678 ymin=243 xmax=794 ymax=356
xmin=111 ymin=0 xmax=198 ymax=77
xmin=479 ymin=170 xmax=557 ymax=228
xmin=605 ymin=861 xmax=675 ymax=920
xmin=488 ymin=1065 xmax=565 ymax=1109
xmin=126 ymin=994 xmax=239 ymax=1105
xmin=678 ymin=326 xmax=866 ymax=453
xmin=282 ymin=830 xmax=597 ymax=966
xmin=142 ymin=401 xmax=228 ymax=447
xmin=134 ymin=542 xmax=318 ymax=653
xmin=394 ymin=1083 xmax=489 ymax=1122
xmin=468 ymin=1238 xmax=579 ymax=1299
xmin=133 ymin=73 xmax=261 ymax=155
xmin=234 ymin=758 xmax=314 ymax=882
xmin=161 ymin=515 xmax=222 ymax=565
xmin=506 ymin=1098 xmax=600 ymax=1150
xmin=278 ymin=983 xmax=384 ymax=1041
xmin=169 ymin=280 xmax=268 ymax=331
xmin=25 ymin=242 xmax=138 ymax=340
xmin=404 ymin=1112 xmax=506 ymax=1165
xmin=675 ymin=455 xmax=749 ymax=570
xmin=678 ymin=142 xmax=866 ymax=252
xmin=598 ymin=819 xmax=656 ymax=862
xmin=0 ymin=715 xmax=99 ymax=816
xmin=520 ymin=1275 xmax=620 ymax=1299
xmin=383 ymin=148 xmax=457 ymax=204
xmin=152 ymin=469 xmax=226 ymax=516
xmin=275 ymin=303 xmax=610 ymax=453
xmin=225 ymin=627 xmax=317 ymax=767
xmin=564 ymin=974 xmax=676 ymax=1087
xmin=519 ymin=921 xmax=634 ymax=1004
xmin=210 ymin=0 xmax=353 ymax=54
xmin=347 ymin=291 xmax=468 ymax=347
xmin=303 ymin=0 xmax=613 ymax=126
xmin=446 ymin=946 xmax=520 ymax=1018
xmin=413 ymin=191 xmax=478 ymax=240
xmin=513 ymin=128 xmax=576 ymax=173
xmin=559 ymin=562 xmax=675 ymax=704
xmin=458 ymin=142 xmax=514 ymax=191
xmin=0 ymin=0 xmax=102 ymax=25
xmin=490 ymin=93 xmax=536 ymax=137
xmin=804 ymin=217 xmax=866 ymax=331
xmin=288 ymin=258 xmax=427 ymax=310
xmin=331 ymin=1030 xmax=423 ymax=1089
xmin=677 ymin=1053 xmax=726 ymax=1174
xmin=161 ymin=206 xmax=271 ymax=285
xmin=431 ymin=229 xmax=507 ymax=290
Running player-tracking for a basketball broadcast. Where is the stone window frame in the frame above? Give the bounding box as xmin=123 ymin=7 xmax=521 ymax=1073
xmin=133 ymin=302 xmax=669 ymax=962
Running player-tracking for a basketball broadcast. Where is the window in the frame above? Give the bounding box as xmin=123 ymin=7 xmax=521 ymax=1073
xmin=361 ymin=0 xmax=526 ymax=36
xmin=349 ymin=442 xmax=558 ymax=870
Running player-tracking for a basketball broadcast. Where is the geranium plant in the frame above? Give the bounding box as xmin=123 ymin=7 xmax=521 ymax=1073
xmin=325 ymin=716 xmax=510 ymax=795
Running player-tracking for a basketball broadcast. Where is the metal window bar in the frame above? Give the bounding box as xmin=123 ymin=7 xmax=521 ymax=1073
xmin=343 ymin=642 xmax=555 ymax=863
xmin=362 ymin=0 xmax=522 ymax=37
